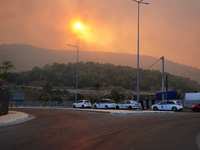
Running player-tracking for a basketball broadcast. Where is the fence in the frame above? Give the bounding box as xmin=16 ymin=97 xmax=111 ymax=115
xmin=9 ymin=100 xmax=73 ymax=107
xmin=184 ymin=100 xmax=200 ymax=108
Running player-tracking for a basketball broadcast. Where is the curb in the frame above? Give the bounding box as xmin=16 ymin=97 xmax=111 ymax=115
xmin=0 ymin=111 xmax=29 ymax=127
xmin=10 ymin=106 xmax=175 ymax=114
xmin=0 ymin=107 xmax=175 ymax=127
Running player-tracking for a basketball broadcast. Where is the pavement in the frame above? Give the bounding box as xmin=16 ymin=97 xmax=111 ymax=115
xmin=0 ymin=110 xmax=30 ymax=127
xmin=0 ymin=106 xmax=174 ymax=127
xmin=1 ymin=108 xmax=199 ymax=149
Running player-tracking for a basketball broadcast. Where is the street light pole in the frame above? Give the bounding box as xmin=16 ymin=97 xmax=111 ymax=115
xmin=161 ymin=56 xmax=165 ymax=100
xmin=132 ymin=0 xmax=149 ymax=110
xmin=67 ymin=44 xmax=79 ymax=102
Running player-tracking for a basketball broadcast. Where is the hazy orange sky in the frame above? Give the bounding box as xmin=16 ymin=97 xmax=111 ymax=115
xmin=0 ymin=0 xmax=200 ymax=69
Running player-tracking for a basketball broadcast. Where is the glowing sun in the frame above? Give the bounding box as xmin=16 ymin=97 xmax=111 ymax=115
xmin=74 ymin=22 xmax=83 ymax=30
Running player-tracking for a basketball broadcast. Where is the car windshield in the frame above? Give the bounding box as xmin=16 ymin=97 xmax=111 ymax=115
xmin=166 ymin=101 xmax=175 ymax=104
xmin=108 ymin=100 xmax=115 ymax=103
xmin=159 ymin=101 xmax=166 ymax=105
xmin=176 ymin=101 xmax=183 ymax=105
xmin=97 ymin=99 xmax=115 ymax=103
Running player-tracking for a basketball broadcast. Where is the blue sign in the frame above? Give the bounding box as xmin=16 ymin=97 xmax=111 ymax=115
xmin=12 ymin=93 xmax=25 ymax=100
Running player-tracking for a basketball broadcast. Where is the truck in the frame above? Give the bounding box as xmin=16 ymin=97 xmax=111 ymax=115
xmin=182 ymin=93 xmax=200 ymax=107
xmin=184 ymin=93 xmax=200 ymax=100
xmin=156 ymin=91 xmax=178 ymax=100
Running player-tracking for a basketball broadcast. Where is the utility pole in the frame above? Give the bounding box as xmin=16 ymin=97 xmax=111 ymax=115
xmin=132 ymin=0 xmax=149 ymax=110
xmin=161 ymin=56 xmax=165 ymax=100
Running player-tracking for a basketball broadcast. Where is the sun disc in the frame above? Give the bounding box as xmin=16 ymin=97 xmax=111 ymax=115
xmin=74 ymin=22 xmax=83 ymax=30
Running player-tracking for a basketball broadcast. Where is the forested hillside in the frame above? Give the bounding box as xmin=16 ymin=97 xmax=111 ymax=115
xmin=1 ymin=44 xmax=200 ymax=83
xmin=8 ymin=62 xmax=200 ymax=93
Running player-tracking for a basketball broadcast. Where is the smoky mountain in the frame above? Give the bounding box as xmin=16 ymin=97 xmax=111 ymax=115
xmin=0 ymin=44 xmax=200 ymax=83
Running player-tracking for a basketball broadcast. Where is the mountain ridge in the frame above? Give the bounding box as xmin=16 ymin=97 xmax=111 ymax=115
xmin=0 ymin=44 xmax=200 ymax=83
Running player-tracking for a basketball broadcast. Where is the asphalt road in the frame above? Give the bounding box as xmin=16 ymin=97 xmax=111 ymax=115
xmin=0 ymin=109 xmax=200 ymax=150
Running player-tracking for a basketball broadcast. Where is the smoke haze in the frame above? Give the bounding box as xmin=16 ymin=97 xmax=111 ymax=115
xmin=0 ymin=0 xmax=200 ymax=68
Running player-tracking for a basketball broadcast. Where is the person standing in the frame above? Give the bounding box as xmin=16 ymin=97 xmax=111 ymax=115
xmin=139 ymin=99 xmax=145 ymax=110
xmin=146 ymin=99 xmax=149 ymax=109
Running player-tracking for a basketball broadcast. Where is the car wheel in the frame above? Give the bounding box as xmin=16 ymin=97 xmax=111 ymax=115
xmin=172 ymin=107 xmax=177 ymax=111
xmin=194 ymin=107 xmax=200 ymax=112
xmin=94 ymin=105 xmax=97 ymax=109
xmin=105 ymin=105 xmax=108 ymax=109
xmin=128 ymin=106 xmax=132 ymax=110
xmin=116 ymin=106 xmax=119 ymax=109
xmin=73 ymin=105 xmax=76 ymax=108
xmin=82 ymin=105 xmax=84 ymax=108
xmin=153 ymin=106 xmax=158 ymax=111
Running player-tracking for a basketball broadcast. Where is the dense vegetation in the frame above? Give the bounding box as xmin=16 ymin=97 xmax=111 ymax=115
xmin=0 ymin=61 xmax=15 ymax=81
xmin=8 ymin=62 xmax=200 ymax=93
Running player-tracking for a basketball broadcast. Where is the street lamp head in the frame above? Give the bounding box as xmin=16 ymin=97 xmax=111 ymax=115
xmin=67 ymin=44 xmax=78 ymax=49
xmin=132 ymin=0 xmax=149 ymax=4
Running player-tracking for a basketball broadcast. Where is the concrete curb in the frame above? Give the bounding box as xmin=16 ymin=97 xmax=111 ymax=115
xmin=0 ymin=107 xmax=174 ymax=127
xmin=63 ymin=108 xmax=174 ymax=114
xmin=10 ymin=106 xmax=175 ymax=114
xmin=110 ymin=111 xmax=174 ymax=114
xmin=0 ymin=111 xmax=29 ymax=127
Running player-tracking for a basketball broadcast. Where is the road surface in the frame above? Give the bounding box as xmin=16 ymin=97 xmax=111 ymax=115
xmin=0 ymin=109 xmax=200 ymax=150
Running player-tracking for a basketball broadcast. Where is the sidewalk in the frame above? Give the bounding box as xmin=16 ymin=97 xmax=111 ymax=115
xmin=62 ymin=107 xmax=175 ymax=114
xmin=0 ymin=110 xmax=29 ymax=127
xmin=0 ymin=107 xmax=174 ymax=127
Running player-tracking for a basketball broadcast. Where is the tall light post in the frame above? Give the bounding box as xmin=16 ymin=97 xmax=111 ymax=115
xmin=67 ymin=44 xmax=79 ymax=102
xmin=132 ymin=0 xmax=149 ymax=110
xmin=161 ymin=56 xmax=165 ymax=100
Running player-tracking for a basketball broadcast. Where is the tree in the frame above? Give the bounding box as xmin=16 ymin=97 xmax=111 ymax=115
xmin=0 ymin=61 xmax=15 ymax=80
xmin=110 ymin=89 xmax=125 ymax=103
xmin=9 ymin=62 xmax=200 ymax=92
xmin=94 ymin=83 xmax=101 ymax=91
xmin=43 ymin=82 xmax=53 ymax=94
xmin=39 ymin=94 xmax=49 ymax=101
xmin=0 ymin=61 xmax=14 ymax=115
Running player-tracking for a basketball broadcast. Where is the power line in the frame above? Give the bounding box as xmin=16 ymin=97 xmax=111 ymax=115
xmin=133 ymin=57 xmax=162 ymax=80
xmin=140 ymin=57 xmax=162 ymax=77
xmin=166 ymin=61 xmax=200 ymax=77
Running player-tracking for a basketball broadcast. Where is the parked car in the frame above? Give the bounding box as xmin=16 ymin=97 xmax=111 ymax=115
xmin=151 ymin=100 xmax=183 ymax=111
xmin=116 ymin=100 xmax=141 ymax=110
xmin=191 ymin=104 xmax=200 ymax=112
xmin=72 ymin=100 xmax=92 ymax=108
xmin=93 ymin=99 xmax=116 ymax=109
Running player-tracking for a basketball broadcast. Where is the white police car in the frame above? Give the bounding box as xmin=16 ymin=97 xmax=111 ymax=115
xmin=116 ymin=100 xmax=141 ymax=110
xmin=93 ymin=99 xmax=116 ymax=109
xmin=72 ymin=100 xmax=92 ymax=108
xmin=151 ymin=100 xmax=183 ymax=111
